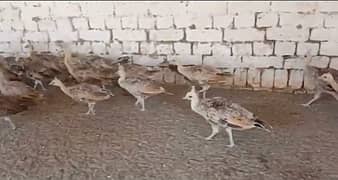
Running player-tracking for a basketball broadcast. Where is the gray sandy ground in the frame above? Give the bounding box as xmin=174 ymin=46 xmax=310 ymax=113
xmin=1 ymin=85 xmax=338 ymax=180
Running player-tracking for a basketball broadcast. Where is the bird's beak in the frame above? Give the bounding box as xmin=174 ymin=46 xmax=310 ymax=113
xmin=182 ymin=95 xmax=189 ymax=100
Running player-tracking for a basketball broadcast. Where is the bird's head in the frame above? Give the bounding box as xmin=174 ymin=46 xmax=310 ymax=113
xmin=49 ymin=77 xmax=63 ymax=87
xmin=183 ymin=86 xmax=198 ymax=100
xmin=319 ymin=73 xmax=335 ymax=84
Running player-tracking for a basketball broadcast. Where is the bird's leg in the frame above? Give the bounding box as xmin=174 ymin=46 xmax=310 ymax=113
xmin=301 ymin=91 xmax=322 ymax=107
xmin=225 ymin=127 xmax=235 ymax=148
xmin=199 ymin=84 xmax=210 ymax=99
xmin=89 ymin=103 xmax=96 ymax=115
xmin=33 ymin=79 xmax=46 ymax=91
xmin=134 ymin=97 xmax=140 ymax=106
xmin=85 ymin=103 xmax=92 ymax=115
xmin=205 ymin=124 xmax=220 ymax=140
xmin=140 ymin=98 xmax=145 ymax=111
xmin=3 ymin=116 xmax=16 ymax=130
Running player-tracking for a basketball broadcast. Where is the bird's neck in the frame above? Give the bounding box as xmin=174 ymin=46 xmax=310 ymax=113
xmin=190 ymin=94 xmax=200 ymax=109
xmin=57 ymin=82 xmax=70 ymax=95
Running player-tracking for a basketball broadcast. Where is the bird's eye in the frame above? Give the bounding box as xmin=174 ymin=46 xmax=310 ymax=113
xmin=189 ymin=96 xmax=192 ymax=98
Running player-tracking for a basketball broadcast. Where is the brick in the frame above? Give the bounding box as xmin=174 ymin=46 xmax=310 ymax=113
xmin=56 ymin=18 xmax=73 ymax=31
xmin=271 ymin=2 xmax=318 ymax=13
xmin=185 ymin=2 xmax=228 ymax=16
xmin=156 ymin=44 xmax=173 ymax=55
xmin=279 ymin=13 xmax=324 ymax=28
xmin=31 ymin=42 xmax=49 ymax=52
xmin=156 ymin=16 xmax=174 ymax=29
xmin=320 ymin=42 xmax=338 ymax=56
xmin=71 ymin=42 xmax=93 ymax=55
xmin=148 ymin=2 xmax=185 ymax=16
xmin=193 ymin=43 xmax=212 ymax=55
xmin=325 ymin=15 xmax=338 ymax=28
xmin=234 ymin=13 xmax=255 ymax=28
xmin=38 ymin=19 xmax=57 ymax=31
xmin=114 ymin=2 xmax=148 ymax=16
xmin=318 ymin=2 xmax=338 ymax=12
xmin=228 ymin=1 xmax=270 ymax=13
xmin=21 ymin=6 xmax=50 ymax=19
xmin=23 ymin=32 xmax=48 ymax=42
xmin=10 ymin=2 xmax=26 ymax=8
xmin=224 ymin=29 xmax=265 ymax=42
xmin=11 ymin=20 xmax=24 ymax=31
xmin=247 ymin=68 xmax=261 ymax=88
xmin=122 ymin=42 xmax=139 ymax=53
xmin=113 ymin=30 xmax=146 ymax=41
xmin=0 ymin=43 xmax=11 ymax=52
xmin=174 ymin=42 xmax=191 ymax=55
xmin=72 ymin=18 xmax=89 ymax=30
xmin=186 ymin=30 xmax=222 ymax=42
xmin=275 ymin=41 xmax=296 ymax=56
xmin=133 ymin=55 xmax=165 ymax=66
xmin=121 ymin=16 xmax=138 ymax=29
xmin=232 ymin=43 xmax=252 ymax=56
xmin=297 ymin=42 xmax=319 ymax=56
xmin=308 ymin=56 xmax=330 ymax=69
xmin=261 ymin=69 xmax=274 ymax=88
xmin=175 ymin=15 xmax=212 ymax=29
xmin=0 ymin=8 xmax=20 ymax=20
xmin=79 ymin=30 xmax=111 ymax=42
xmin=105 ymin=16 xmax=121 ymax=29
xmin=212 ymin=43 xmax=231 ymax=56
xmin=284 ymin=57 xmax=305 ymax=69
xmin=163 ymin=68 xmax=176 ymax=83
xmin=81 ymin=2 xmax=114 ymax=16
xmin=213 ymin=15 xmax=234 ymax=28
xmin=23 ymin=20 xmax=38 ymax=31
xmin=106 ymin=42 xmax=122 ymax=58
xmin=49 ymin=31 xmax=78 ymax=42
xmin=267 ymin=27 xmax=309 ymax=41
xmin=89 ymin=17 xmax=105 ymax=30
xmin=242 ymin=56 xmax=283 ymax=68
xmin=0 ymin=20 xmax=13 ymax=31
xmin=329 ymin=57 xmax=338 ymax=70
xmin=203 ymin=55 xmax=241 ymax=68
xmin=234 ymin=68 xmax=248 ymax=87
xmin=274 ymin=69 xmax=288 ymax=88
xmin=52 ymin=2 xmax=81 ymax=17
xmin=92 ymin=42 xmax=107 ymax=56
xmin=311 ymin=28 xmax=338 ymax=42
xmin=256 ymin=12 xmax=278 ymax=28
xmin=253 ymin=42 xmax=273 ymax=56
xmin=9 ymin=42 xmax=22 ymax=53
xmin=169 ymin=55 xmax=202 ymax=65
xmin=138 ymin=16 xmax=155 ymax=29
xmin=140 ymin=42 xmax=156 ymax=54
xmin=149 ymin=30 xmax=183 ymax=41
xmin=289 ymin=70 xmax=304 ymax=89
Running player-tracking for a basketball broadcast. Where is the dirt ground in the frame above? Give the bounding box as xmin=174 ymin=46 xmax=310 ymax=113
xmin=1 ymin=85 xmax=338 ymax=180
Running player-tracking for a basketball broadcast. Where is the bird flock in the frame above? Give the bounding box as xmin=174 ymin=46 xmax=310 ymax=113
xmin=0 ymin=46 xmax=337 ymax=147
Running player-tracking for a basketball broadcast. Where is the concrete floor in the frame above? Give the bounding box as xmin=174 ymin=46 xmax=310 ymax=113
xmin=1 ymin=85 xmax=338 ymax=180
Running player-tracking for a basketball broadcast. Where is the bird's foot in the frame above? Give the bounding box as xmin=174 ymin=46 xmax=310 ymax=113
xmin=301 ymin=103 xmax=310 ymax=107
xmin=226 ymin=143 xmax=235 ymax=148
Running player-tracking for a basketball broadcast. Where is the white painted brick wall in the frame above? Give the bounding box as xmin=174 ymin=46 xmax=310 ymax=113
xmin=274 ymin=41 xmax=296 ymax=56
xmin=0 ymin=1 xmax=337 ymax=92
xmin=149 ymin=30 xmax=183 ymax=41
xmin=186 ymin=30 xmax=222 ymax=42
